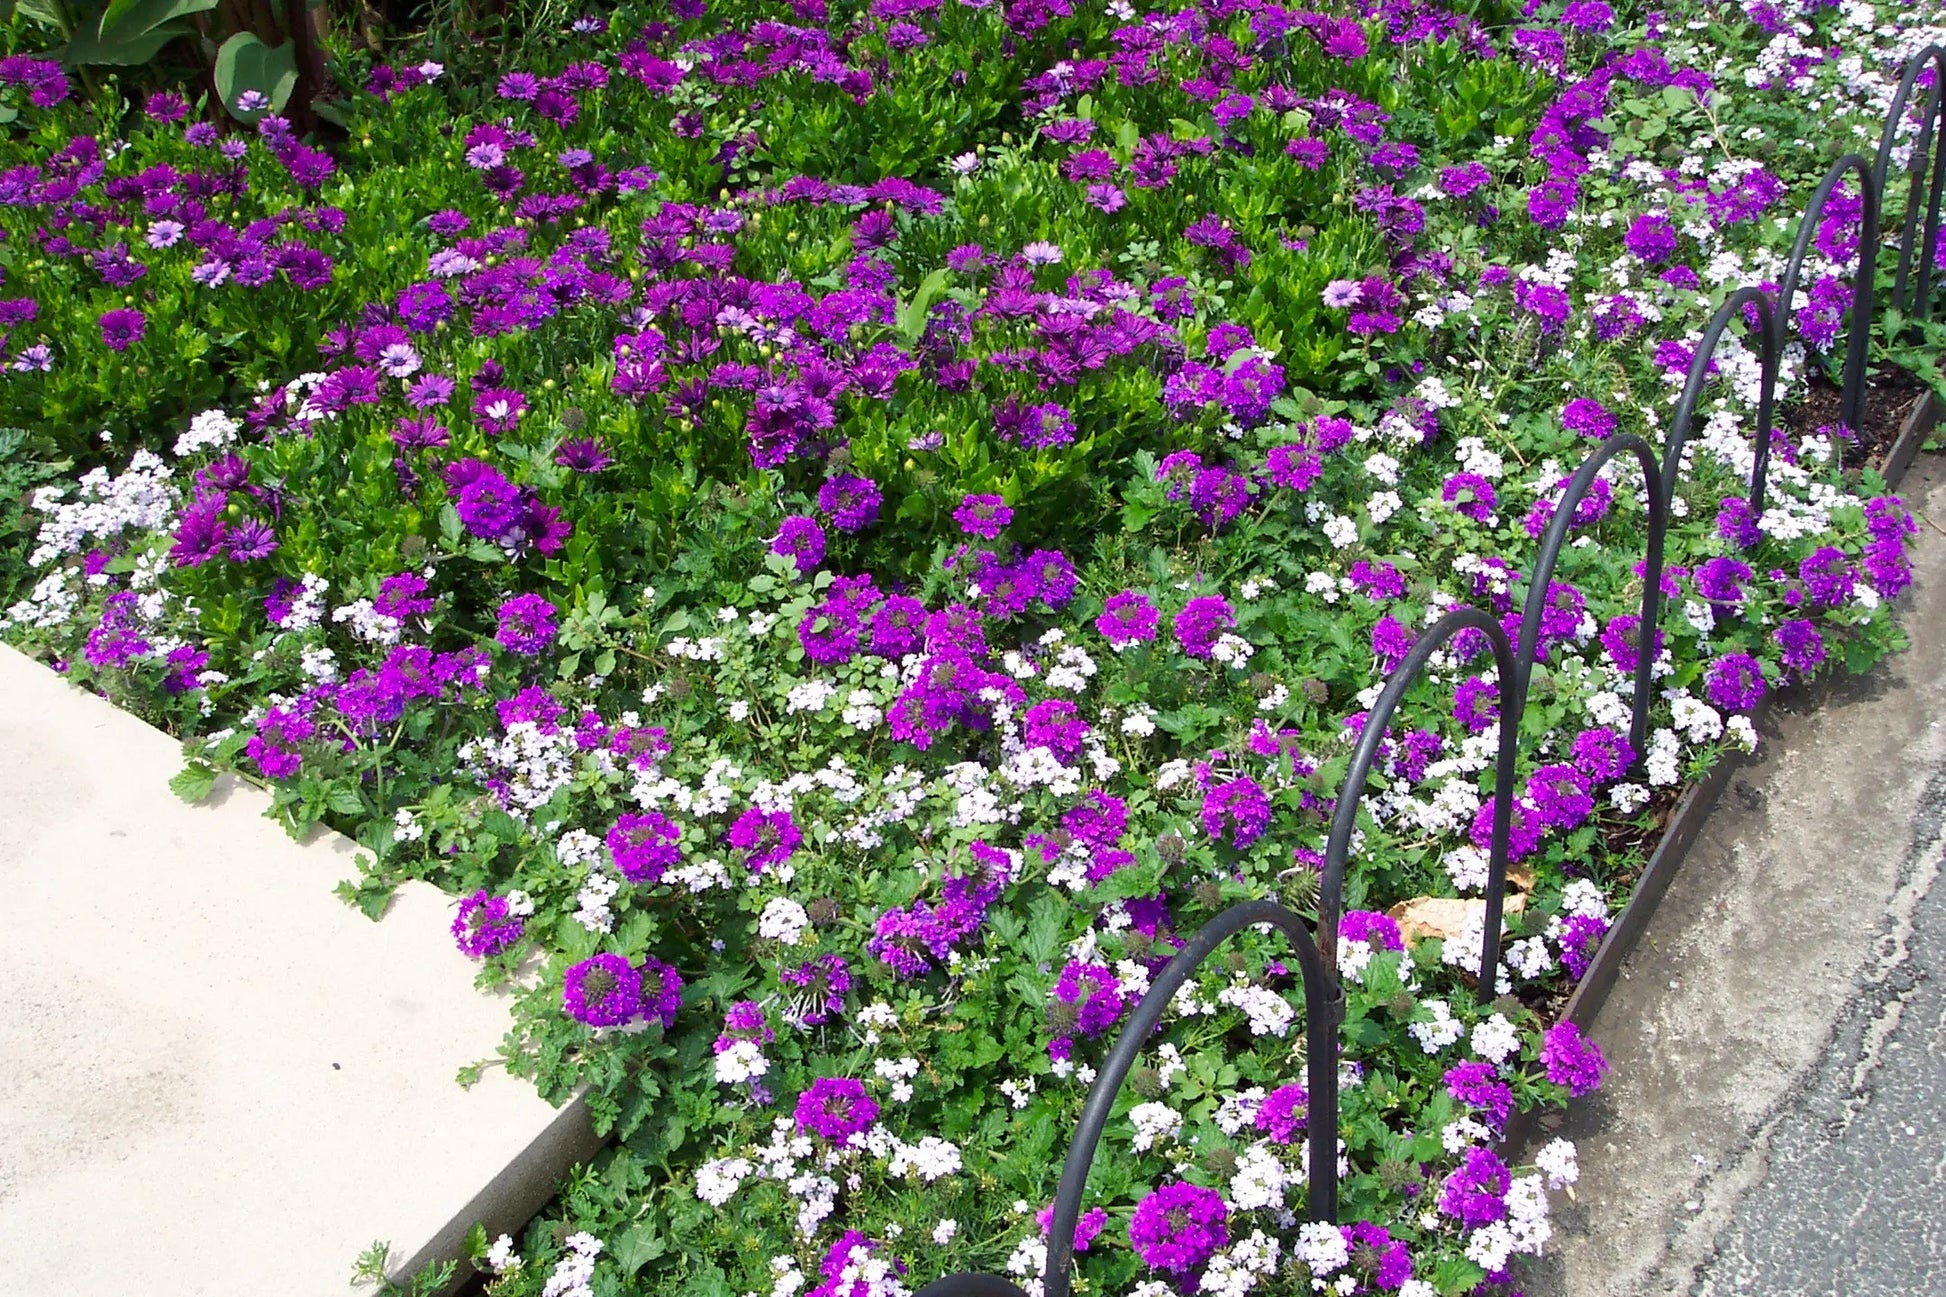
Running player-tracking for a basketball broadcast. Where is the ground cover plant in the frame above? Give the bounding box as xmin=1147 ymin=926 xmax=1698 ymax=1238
xmin=2 ymin=0 xmax=1944 ymax=1294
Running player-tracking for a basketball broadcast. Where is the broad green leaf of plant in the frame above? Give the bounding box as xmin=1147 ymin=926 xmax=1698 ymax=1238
xmin=214 ymin=31 xmax=299 ymax=122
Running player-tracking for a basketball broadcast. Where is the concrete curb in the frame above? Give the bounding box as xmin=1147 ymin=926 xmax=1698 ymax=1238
xmin=0 ymin=645 xmax=599 ymax=1296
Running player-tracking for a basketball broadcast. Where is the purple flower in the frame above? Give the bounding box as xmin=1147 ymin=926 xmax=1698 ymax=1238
xmin=954 ymin=493 xmax=1012 ymax=539
xmin=1439 ymin=1146 xmax=1511 ymax=1227
xmin=727 ymin=806 xmax=801 ymax=870
xmin=1371 ymin=614 xmax=1415 ymax=672
xmin=1799 ymin=546 xmax=1855 ymax=607
xmin=1624 ymin=212 xmax=1678 ymax=263
xmin=1559 ymin=913 xmax=1609 ymax=980
xmin=1445 ymin=1060 xmax=1514 ymax=1128
xmin=1051 ymin=960 xmax=1127 ymax=1055
xmin=772 ymin=514 xmax=827 ymax=572
xmin=607 ymin=811 xmax=682 ymax=884
xmin=1704 ymin=652 xmax=1767 ymax=712
xmin=781 ymin=954 xmax=852 ymax=1027
xmin=453 ymin=890 xmax=524 ymax=958
xmin=818 ymin=474 xmax=882 ymax=532
xmin=1096 ymin=590 xmax=1159 ymax=647
xmin=1201 ymin=777 xmax=1271 ymax=849
xmin=1541 ymin=1020 xmax=1608 ymax=1096
xmin=1696 ymin=556 xmax=1754 ymax=606
xmin=495 ymin=593 xmax=559 ymax=656
xmin=1255 ymin=1083 xmax=1308 ymax=1144
xmin=563 ymin=953 xmax=641 ymax=1027
xmin=1341 ymin=909 xmax=1404 ymax=951
xmin=1453 ymin=675 xmax=1499 ymax=734
xmin=795 ymin=1077 xmax=880 ymax=1143
xmin=1128 ymin=1181 xmax=1228 ymax=1275
xmin=554 ymin=436 xmax=613 ymax=473
xmin=170 ymin=494 xmax=229 ymax=568
xmin=1561 ymin=397 xmax=1615 ymax=439
xmin=1173 ymin=595 xmax=1236 ymax=659
xmin=1773 ymin=618 xmax=1825 ymax=677
xmin=1022 ymin=698 xmax=1090 ymax=763
xmin=638 ymin=957 xmax=683 ymax=1029
xmin=225 ymin=518 xmax=278 ymax=562
xmin=98 ymin=307 xmax=146 ymax=351
xmin=1571 ymin=727 xmax=1635 ymax=782
xmin=1442 ymin=472 xmax=1497 ymax=522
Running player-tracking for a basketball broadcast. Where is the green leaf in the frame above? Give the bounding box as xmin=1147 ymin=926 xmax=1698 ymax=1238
xmin=311 ymin=98 xmax=353 ymax=129
xmin=214 ymin=32 xmax=299 ymax=122
xmin=63 ymin=17 xmax=191 ymax=65
xmin=614 ymin=1224 xmax=667 ymax=1274
xmin=326 ymin=784 xmax=365 ymax=815
xmin=896 ymin=267 xmax=951 ymax=343
xmin=99 ymin=0 xmax=215 ymax=38
xmin=169 ymin=761 xmax=218 ymax=804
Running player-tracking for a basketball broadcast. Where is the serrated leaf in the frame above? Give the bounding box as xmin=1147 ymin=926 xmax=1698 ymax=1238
xmin=326 ymin=784 xmax=364 ymax=815
xmin=614 ymin=1223 xmax=667 ymax=1274
xmin=169 ymin=761 xmax=218 ymax=804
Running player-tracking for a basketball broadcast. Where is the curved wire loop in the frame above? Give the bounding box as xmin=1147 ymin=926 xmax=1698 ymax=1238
xmin=914 ymin=902 xmax=1338 ymax=1297
xmin=1774 ymin=154 xmax=1882 ymax=433
xmin=1321 ymin=608 xmax=1520 ymax=987
xmin=1658 ymin=287 xmax=1779 ymax=522
xmin=1514 ymin=433 xmax=1668 ymax=772
xmin=1873 ymin=45 xmax=1946 ymax=323
xmin=913 ymin=1275 xmax=1033 ymax=1297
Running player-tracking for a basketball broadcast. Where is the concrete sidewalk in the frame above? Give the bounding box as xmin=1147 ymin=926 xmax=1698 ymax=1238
xmin=0 ymin=645 xmax=598 ymax=1296
xmin=1526 ymin=453 xmax=1946 ymax=1296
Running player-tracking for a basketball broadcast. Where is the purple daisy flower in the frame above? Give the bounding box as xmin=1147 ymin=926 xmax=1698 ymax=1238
xmin=99 ymin=307 xmax=146 ymax=351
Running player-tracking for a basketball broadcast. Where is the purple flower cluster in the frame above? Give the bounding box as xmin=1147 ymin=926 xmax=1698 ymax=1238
xmin=1255 ymin=1082 xmax=1309 ymax=1144
xmin=452 ymin=889 xmax=524 ymax=958
xmin=1201 ymin=776 xmax=1271 ymax=848
xmin=494 ymin=593 xmax=559 ymax=656
xmin=1128 ymin=1181 xmax=1228 ymax=1275
xmin=607 ymin=811 xmax=683 ymax=884
xmin=1541 ymin=1020 xmax=1609 ymax=1096
xmin=794 ymin=1076 xmax=880 ymax=1143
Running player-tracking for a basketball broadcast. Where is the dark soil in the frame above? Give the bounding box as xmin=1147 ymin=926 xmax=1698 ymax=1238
xmin=1782 ymin=366 xmax=1930 ymax=471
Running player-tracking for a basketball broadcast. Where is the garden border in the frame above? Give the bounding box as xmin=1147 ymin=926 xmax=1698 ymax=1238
xmin=915 ymin=43 xmax=1946 ymax=1297
xmin=1558 ymin=389 xmax=1941 ymax=1037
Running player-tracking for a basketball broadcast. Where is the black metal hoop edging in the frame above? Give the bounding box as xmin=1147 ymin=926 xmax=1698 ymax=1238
xmin=1514 ymin=433 xmax=1668 ymax=776
xmin=913 ymin=901 xmax=1341 ymax=1297
xmin=1658 ymin=287 xmax=1779 ymax=521
xmin=1320 ymin=608 xmax=1521 ymax=988
xmin=1873 ymin=45 xmax=1946 ymax=326
xmin=1775 ymin=154 xmax=1882 ymax=433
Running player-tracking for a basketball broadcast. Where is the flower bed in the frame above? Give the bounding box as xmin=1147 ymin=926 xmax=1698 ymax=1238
xmin=2 ymin=2 xmax=1943 ymax=1295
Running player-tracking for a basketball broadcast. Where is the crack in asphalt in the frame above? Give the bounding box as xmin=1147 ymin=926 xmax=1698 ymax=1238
xmin=1684 ymin=760 xmax=1946 ymax=1295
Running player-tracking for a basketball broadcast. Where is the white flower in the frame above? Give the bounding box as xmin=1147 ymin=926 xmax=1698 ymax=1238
xmin=1470 ymin=1013 xmax=1521 ymax=1064
xmin=1129 ymin=1101 xmax=1182 ymax=1152
xmin=1295 ymin=1221 xmax=1349 ymax=1276
xmin=714 ymin=1039 xmax=768 ymax=1084
xmin=1409 ymin=999 xmax=1465 ymax=1054
xmin=759 ymin=897 xmax=811 ymax=946
xmin=932 ymin=1220 xmax=959 ymax=1245
xmin=1535 ymin=1137 xmax=1580 ymax=1189
xmin=697 ymin=1156 xmax=753 ymax=1206
xmin=484 ymin=1233 xmax=521 ymax=1274
xmin=1228 ymin=1142 xmax=1287 ymax=1211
